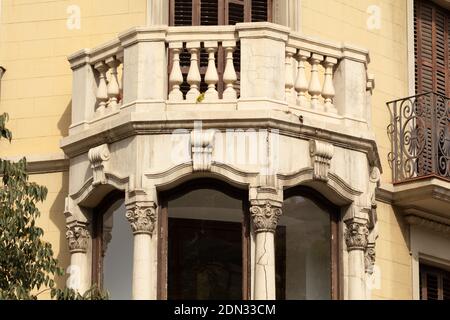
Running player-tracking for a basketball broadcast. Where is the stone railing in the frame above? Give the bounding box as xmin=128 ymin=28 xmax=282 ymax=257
xmin=166 ymin=26 xmax=238 ymax=102
xmin=286 ymin=32 xmax=373 ymax=119
xmin=67 ymin=23 xmax=372 ymax=135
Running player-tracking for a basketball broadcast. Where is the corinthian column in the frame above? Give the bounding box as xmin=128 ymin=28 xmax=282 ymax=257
xmin=126 ymin=200 xmax=157 ymax=300
xmin=250 ymin=200 xmax=282 ymax=300
xmin=66 ymin=222 xmax=90 ymax=294
xmin=345 ymin=219 xmax=369 ymax=300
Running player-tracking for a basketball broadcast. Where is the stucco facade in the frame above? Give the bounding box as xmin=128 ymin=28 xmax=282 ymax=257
xmin=0 ymin=0 xmax=448 ymax=300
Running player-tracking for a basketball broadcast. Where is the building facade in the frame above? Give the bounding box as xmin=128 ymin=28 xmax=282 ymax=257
xmin=0 ymin=0 xmax=448 ymax=300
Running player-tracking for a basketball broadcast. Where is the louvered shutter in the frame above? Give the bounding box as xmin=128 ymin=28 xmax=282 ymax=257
xmin=173 ymin=0 xmax=193 ymax=26
xmin=415 ymin=0 xmax=450 ymax=96
xmin=251 ymin=0 xmax=269 ymax=22
xmin=420 ymin=264 xmax=450 ymax=300
xmin=170 ymin=0 xmax=271 ymax=98
xmin=413 ymin=0 xmax=450 ymax=177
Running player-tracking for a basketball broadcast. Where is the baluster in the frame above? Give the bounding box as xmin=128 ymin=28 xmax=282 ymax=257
xmin=168 ymin=42 xmax=184 ymax=101
xmin=322 ymin=57 xmax=338 ymax=114
xmin=94 ymin=61 xmax=109 ymax=114
xmin=186 ymin=42 xmax=201 ymax=102
xmin=294 ymin=50 xmax=310 ymax=108
xmin=204 ymin=41 xmax=219 ymax=101
xmin=285 ymin=47 xmax=296 ymax=105
xmin=222 ymin=41 xmax=237 ymax=100
xmin=308 ymin=53 xmax=324 ymax=111
xmin=106 ymin=57 xmax=120 ymax=109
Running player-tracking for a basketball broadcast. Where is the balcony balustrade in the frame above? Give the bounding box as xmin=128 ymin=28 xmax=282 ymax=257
xmin=387 ymin=92 xmax=450 ymax=183
xmin=67 ymin=23 xmax=372 ymax=136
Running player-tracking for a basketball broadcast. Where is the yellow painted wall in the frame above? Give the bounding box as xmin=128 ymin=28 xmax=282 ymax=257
xmin=300 ymin=0 xmax=412 ymax=299
xmin=0 ymin=0 xmax=413 ymax=299
xmin=0 ymin=0 xmax=147 ymax=297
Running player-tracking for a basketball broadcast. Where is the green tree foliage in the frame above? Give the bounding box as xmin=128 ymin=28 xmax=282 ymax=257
xmin=0 ymin=113 xmax=108 ymax=300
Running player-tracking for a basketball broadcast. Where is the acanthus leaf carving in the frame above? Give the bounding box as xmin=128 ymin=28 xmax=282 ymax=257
xmin=345 ymin=220 xmax=369 ymax=251
xmin=365 ymin=243 xmax=376 ymax=274
xmin=250 ymin=201 xmax=282 ymax=233
xmin=309 ymin=140 xmax=334 ymax=182
xmin=66 ymin=223 xmax=90 ymax=253
xmin=125 ymin=203 xmax=157 ymax=235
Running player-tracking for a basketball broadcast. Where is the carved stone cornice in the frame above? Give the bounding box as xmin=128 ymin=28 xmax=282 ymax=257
xmin=345 ymin=220 xmax=369 ymax=251
xmin=125 ymin=203 xmax=157 ymax=235
xmin=66 ymin=223 xmax=90 ymax=253
xmin=250 ymin=201 xmax=282 ymax=233
xmin=405 ymin=214 xmax=450 ymax=237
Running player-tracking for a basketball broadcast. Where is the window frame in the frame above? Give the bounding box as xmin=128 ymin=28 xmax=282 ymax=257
xmin=157 ymin=179 xmax=251 ymax=300
xmin=282 ymin=185 xmax=341 ymax=300
xmin=420 ymin=262 xmax=450 ymax=300
xmin=91 ymin=189 xmax=126 ymax=289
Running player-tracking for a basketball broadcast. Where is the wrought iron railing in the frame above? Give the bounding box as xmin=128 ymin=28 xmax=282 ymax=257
xmin=387 ymin=92 xmax=450 ymax=183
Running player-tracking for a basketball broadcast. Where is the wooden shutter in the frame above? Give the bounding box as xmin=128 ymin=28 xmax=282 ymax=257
xmin=414 ymin=0 xmax=450 ymax=96
xmin=169 ymin=0 xmax=272 ymax=97
xmin=172 ymin=0 xmax=193 ymax=26
xmin=251 ymin=0 xmax=271 ymax=22
xmin=420 ymin=264 xmax=450 ymax=300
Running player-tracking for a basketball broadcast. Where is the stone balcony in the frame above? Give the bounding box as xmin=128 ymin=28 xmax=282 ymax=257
xmin=61 ymin=23 xmax=381 ymax=299
xmin=61 ymin=23 xmax=376 ymax=158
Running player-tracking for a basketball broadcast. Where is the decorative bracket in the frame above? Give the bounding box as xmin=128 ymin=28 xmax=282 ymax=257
xmin=309 ymin=140 xmax=334 ymax=182
xmin=191 ymin=129 xmax=215 ymax=171
xmin=88 ymin=144 xmax=110 ymax=186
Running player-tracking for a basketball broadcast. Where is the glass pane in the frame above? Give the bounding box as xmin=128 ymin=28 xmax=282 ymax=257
xmin=102 ymin=200 xmax=133 ymax=299
xmin=167 ymin=188 xmax=244 ymax=299
xmin=278 ymin=195 xmax=331 ymax=299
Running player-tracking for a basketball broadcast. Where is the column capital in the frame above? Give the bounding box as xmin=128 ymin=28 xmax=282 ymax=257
xmin=66 ymin=222 xmax=90 ymax=253
xmin=250 ymin=200 xmax=282 ymax=233
xmin=126 ymin=202 xmax=157 ymax=235
xmin=344 ymin=219 xmax=369 ymax=251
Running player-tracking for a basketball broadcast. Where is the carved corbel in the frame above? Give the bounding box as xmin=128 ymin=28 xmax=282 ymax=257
xmin=309 ymin=140 xmax=334 ymax=182
xmin=88 ymin=144 xmax=110 ymax=186
xmin=191 ymin=129 xmax=215 ymax=171
xmin=250 ymin=200 xmax=282 ymax=233
xmin=66 ymin=222 xmax=90 ymax=254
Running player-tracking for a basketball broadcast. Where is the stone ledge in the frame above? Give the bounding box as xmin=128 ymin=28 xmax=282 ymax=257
xmin=2 ymin=153 xmax=69 ymax=174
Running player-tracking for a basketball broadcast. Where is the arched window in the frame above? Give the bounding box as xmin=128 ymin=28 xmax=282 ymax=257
xmin=277 ymin=187 xmax=339 ymax=299
xmin=159 ymin=179 xmax=250 ymax=299
xmin=92 ymin=191 xmax=133 ymax=299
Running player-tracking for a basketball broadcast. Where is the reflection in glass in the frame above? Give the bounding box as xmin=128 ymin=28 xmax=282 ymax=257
xmin=167 ymin=188 xmax=244 ymax=300
xmin=102 ymin=200 xmax=133 ymax=299
xmin=278 ymin=195 xmax=331 ymax=299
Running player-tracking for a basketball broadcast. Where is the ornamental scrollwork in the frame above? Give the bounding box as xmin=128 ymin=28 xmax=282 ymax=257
xmin=125 ymin=204 xmax=157 ymax=235
xmin=66 ymin=224 xmax=90 ymax=253
xmin=250 ymin=201 xmax=282 ymax=233
xmin=345 ymin=220 xmax=369 ymax=251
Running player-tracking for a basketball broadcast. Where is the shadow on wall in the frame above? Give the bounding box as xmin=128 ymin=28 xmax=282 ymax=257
xmin=48 ymin=171 xmax=71 ymax=291
xmin=50 ymin=99 xmax=72 ymax=290
xmin=393 ymin=207 xmax=411 ymax=253
xmin=0 ymin=67 xmax=5 ymax=103
xmin=57 ymin=100 xmax=72 ymax=137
